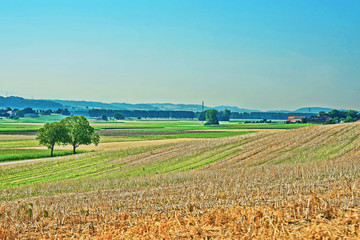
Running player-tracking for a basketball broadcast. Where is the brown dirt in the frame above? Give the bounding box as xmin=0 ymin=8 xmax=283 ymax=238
xmin=0 ymin=130 xmax=38 ymax=135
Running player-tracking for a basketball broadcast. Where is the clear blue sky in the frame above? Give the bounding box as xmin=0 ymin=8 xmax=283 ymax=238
xmin=0 ymin=0 xmax=359 ymax=110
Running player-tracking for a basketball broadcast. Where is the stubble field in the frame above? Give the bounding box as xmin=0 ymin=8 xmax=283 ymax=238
xmin=0 ymin=120 xmax=359 ymax=239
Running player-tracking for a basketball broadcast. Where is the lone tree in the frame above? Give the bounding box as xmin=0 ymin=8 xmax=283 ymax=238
xmin=61 ymin=116 xmax=100 ymax=154
xmin=36 ymin=122 xmax=69 ymax=157
xmin=205 ymin=109 xmax=219 ymax=125
xmin=114 ymin=112 xmax=125 ymax=120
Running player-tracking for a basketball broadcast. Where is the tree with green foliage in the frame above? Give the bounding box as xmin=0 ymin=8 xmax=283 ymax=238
xmin=325 ymin=118 xmax=336 ymax=124
xmin=205 ymin=109 xmax=219 ymax=125
xmin=23 ymin=107 xmax=35 ymax=114
xmin=43 ymin=109 xmax=52 ymax=115
xmin=346 ymin=110 xmax=359 ymax=119
xmin=36 ymin=122 xmax=69 ymax=157
xmin=60 ymin=116 xmax=100 ymax=154
xmin=14 ymin=109 xmax=24 ymax=117
xmin=344 ymin=115 xmax=357 ymax=123
xmin=328 ymin=110 xmax=346 ymax=119
xmin=218 ymin=109 xmax=231 ymax=121
xmin=319 ymin=109 xmax=359 ymax=125
xmin=198 ymin=111 xmax=206 ymax=121
xmin=61 ymin=109 xmax=71 ymax=116
xmin=113 ymin=112 xmax=125 ymax=120
xmin=101 ymin=114 xmax=108 ymax=121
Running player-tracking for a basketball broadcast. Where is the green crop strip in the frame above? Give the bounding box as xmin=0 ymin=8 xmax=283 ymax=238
xmin=0 ymin=145 xmax=172 ymax=190
xmin=0 ymin=137 xmax=249 ymax=200
xmin=0 ymin=124 xmax=41 ymax=132
xmin=0 ymin=149 xmax=87 ymax=162
xmin=0 ymin=140 xmax=39 ymax=149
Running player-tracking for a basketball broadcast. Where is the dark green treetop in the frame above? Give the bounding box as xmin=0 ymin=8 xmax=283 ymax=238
xmin=60 ymin=116 xmax=100 ymax=154
xmin=36 ymin=121 xmax=70 ymax=157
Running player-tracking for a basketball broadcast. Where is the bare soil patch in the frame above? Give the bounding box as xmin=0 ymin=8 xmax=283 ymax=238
xmin=0 ymin=131 xmax=38 ymax=135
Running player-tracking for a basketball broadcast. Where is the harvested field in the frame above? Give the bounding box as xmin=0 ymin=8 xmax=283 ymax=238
xmin=188 ymin=128 xmax=283 ymax=132
xmin=0 ymin=135 xmax=35 ymax=141
xmin=13 ymin=138 xmax=202 ymax=151
xmin=0 ymin=131 xmax=38 ymax=135
xmin=1 ymin=123 xmax=360 ymax=239
xmin=98 ymin=129 xmax=254 ymax=136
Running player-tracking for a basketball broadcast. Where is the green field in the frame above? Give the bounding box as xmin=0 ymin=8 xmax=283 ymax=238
xmin=0 ymin=119 xmax=312 ymax=164
xmin=0 ymin=121 xmax=354 ymax=201
xmin=0 ymin=136 xmax=251 ymax=200
xmin=0 ymin=124 xmax=41 ymax=132
xmin=92 ymin=121 xmax=312 ymax=131
xmin=0 ymin=139 xmax=39 ymax=148
xmin=0 ymin=117 xmax=313 ymax=132
xmin=0 ymin=149 xmax=87 ymax=163
xmin=0 ymin=114 xmax=66 ymax=123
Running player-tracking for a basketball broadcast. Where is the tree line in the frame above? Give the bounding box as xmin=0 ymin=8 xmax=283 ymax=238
xmin=88 ymin=109 xmax=195 ymax=119
xmin=198 ymin=109 xmax=231 ymax=124
xmin=230 ymin=112 xmax=314 ymax=120
xmin=0 ymin=107 xmax=71 ymax=118
xmin=2 ymin=107 xmax=359 ymax=124
xmin=37 ymin=116 xmax=100 ymax=156
xmin=319 ymin=110 xmax=360 ymax=124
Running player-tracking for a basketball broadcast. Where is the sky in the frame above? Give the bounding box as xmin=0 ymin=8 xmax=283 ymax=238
xmin=0 ymin=0 xmax=359 ymax=111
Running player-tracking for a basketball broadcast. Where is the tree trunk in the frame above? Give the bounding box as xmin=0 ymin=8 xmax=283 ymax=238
xmin=51 ymin=146 xmax=54 ymax=157
xmin=73 ymin=145 xmax=76 ymax=154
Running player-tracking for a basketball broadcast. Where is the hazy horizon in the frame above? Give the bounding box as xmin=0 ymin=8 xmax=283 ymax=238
xmin=1 ymin=1 xmax=359 ymax=110
xmin=1 ymin=94 xmax=356 ymax=112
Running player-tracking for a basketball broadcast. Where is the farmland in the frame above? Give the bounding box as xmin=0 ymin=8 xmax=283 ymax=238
xmin=1 ymin=120 xmax=359 ymax=238
xmin=0 ymin=119 xmax=295 ymax=163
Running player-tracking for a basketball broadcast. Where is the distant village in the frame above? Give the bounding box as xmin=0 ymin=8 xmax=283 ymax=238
xmin=287 ymin=110 xmax=360 ymax=124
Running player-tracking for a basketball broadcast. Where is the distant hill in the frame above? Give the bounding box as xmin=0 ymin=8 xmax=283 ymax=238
xmin=52 ymin=99 xmax=118 ymax=110
xmin=212 ymin=105 xmax=260 ymax=113
xmin=293 ymin=107 xmax=337 ymax=114
xmin=51 ymin=100 xmax=259 ymax=113
xmin=0 ymin=96 xmax=63 ymax=110
xmin=0 ymin=96 xmax=353 ymax=114
xmin=266 ymin=110 xmax=292 ymax=113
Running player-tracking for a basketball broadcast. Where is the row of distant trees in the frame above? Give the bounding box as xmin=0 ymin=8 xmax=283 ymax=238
xmin=197 ymin=109 xmax=231 ymax=125
xmin=0 ymin=107 xmax=71 ymax=118
xmin=88 ymin=109 xmax=195 ymax=119
xmin=230 ymin=112 xmax=313 ymax=120
xmin=99 ymin=112 xmax=125 ymax=121
xmin=37 ymin=116 xmax=99 ymax=156
xmin=320 ymin=110 xmax=360 ymax=124
xmin=2 ymin=107 xmax=360 ymax=125
xmin=90 ymin=109 xmax=319 ymax=121
xmin=198 ymin=109 xmax=231 ymax=122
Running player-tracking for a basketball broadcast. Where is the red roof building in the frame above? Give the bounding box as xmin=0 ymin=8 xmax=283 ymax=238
xmin=288 ymin=116 xmax=306 ymax=123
